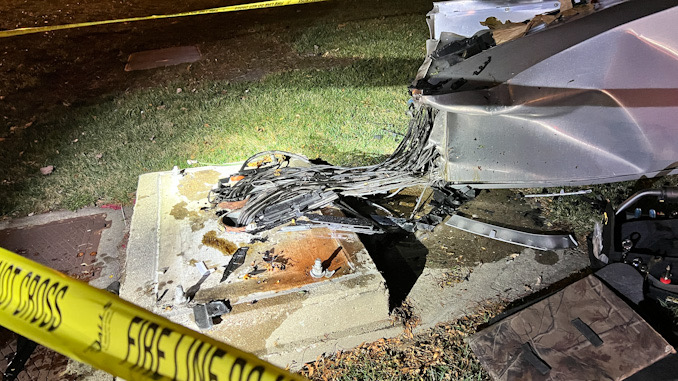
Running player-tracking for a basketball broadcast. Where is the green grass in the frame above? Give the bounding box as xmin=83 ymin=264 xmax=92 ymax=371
xmin=521 ymin=175 xmax=678 ymax=236
xmin=294 ymin=13 xmax=427 ymax=59
xmin=0 ymin=9 xmax=429 ymax=216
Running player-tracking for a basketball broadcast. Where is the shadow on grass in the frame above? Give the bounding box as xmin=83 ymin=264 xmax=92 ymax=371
xmin=0 ymin=56 xmax=423 ymax=215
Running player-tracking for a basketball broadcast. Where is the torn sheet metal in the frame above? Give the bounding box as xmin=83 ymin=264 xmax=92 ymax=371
xmin=445 ymin=214 xmax=577 ymax=250
xmin=426 ymin=0 xmax=560 ymax=39
xmin=416 ymin=0 xmax=678 ymax=188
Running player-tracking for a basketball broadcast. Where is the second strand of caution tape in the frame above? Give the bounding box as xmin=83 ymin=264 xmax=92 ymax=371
xmin=0 ymin=0 xmax=327 ymax=38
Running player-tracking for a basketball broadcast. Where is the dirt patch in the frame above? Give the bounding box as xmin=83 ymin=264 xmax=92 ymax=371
xmin=178 ymin=170 xmax=221 ymax=201
xmin=169 ymin=201 xmax=207 ymax=231
xmin=534 ymin=250 xmax=560 ymax=265
xmin=201 ymin=230 xmax=238 ymax=255
xmin=422 ymin=189 xmax=563 ymax=268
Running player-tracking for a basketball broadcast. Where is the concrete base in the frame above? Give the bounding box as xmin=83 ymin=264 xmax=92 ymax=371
xmin=121 ymin=166 xmax=397 ymax=369
xmin=407 ymin=245 xmax=590 ymax=333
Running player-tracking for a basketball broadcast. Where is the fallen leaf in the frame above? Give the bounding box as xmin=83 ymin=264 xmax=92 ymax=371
xmin=77 ymin=252 xmax=84 ymax=257
xmin=89 ymin=251 xmax=97 ymax=256
xmin=40 ymin=165 xmax=54 ymax=175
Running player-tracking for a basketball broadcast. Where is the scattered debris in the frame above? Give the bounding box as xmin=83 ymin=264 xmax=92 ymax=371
xmin=195 ymin=261 xmax=209 ymax=277
xmin=208 ymin=107 xmax=439 ymax=232
xmin=524 ymin=189 xmax=592 ymax=198
xmin=506 ymin=253 xmax=520 ymax=263
xmin=391 ymin=300 xmax=420 ymax=339
xmin=220 ymin=246 xmax=248 ymax=283
xmin=282 ymin=214 xmax=382 ymax=235
xmin=39 ymin=165 xmax=54 ymax=175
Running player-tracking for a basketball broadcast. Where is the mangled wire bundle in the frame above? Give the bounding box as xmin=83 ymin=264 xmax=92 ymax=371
xmin=208 ymin=106 xmax=440 ymax=229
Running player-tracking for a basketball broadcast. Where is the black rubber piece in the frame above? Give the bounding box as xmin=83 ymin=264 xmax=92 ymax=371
xmin=521 ymin=342 xmax=551 ymax=375
xmin=571 ymin=318 xmax=603 ymax=347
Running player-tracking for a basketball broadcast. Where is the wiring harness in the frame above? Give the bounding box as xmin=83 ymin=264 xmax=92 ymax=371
xmin=208 ymin=106 xmax=440 ymax=230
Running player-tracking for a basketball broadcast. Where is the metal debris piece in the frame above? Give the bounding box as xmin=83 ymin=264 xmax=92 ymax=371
xmin=220 ymin=247 xmax=249 ymax=283
xmin=446 ymin=214 xmax=577 ymax=251
xmin=304 ymin=214 xmax=381 ymax=234
xmin=193 ymin=300 xmax=232 ymax=330
xmin=370 ymin=215 xmax=415 ymax=232
xmin=174 ymin=285 xmax=187 ymax=304
xmin=524 ymin=189 xmax=592 ymax=198
xmin=309 ymin=258 xmax=335 ymax=279
xmin=195 ymin=261 xmax=209 ymax=276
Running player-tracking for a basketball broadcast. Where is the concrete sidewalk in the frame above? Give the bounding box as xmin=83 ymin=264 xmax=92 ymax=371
xmin=0 ymin=206 xmax=131 ymax=381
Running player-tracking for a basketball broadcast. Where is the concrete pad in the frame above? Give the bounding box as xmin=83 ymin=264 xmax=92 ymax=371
xmin=124 ymin=46 xmax=201 ymax=71
xmin=121 ymin=166 xmax=397 ymax=369
xmin=407 ymin=243 xmax=590 ymax=332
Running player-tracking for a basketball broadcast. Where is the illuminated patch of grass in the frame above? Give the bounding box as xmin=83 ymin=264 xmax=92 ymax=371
xmin=0 ymin=54 xmax=426 ymax=215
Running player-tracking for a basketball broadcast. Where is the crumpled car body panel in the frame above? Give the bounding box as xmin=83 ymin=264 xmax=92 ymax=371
xmin=416 ymin=0 xmax=678 ymax=188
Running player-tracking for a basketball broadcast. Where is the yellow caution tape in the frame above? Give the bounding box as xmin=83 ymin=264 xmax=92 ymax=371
xmin=0 ymin=247 xmax=306 ymax=381
xmin=0 ymin=0 xmax=328 ymax=38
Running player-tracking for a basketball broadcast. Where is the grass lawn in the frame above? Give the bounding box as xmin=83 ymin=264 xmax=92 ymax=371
xmin=0 ymin=0 xmax=430 ymax=216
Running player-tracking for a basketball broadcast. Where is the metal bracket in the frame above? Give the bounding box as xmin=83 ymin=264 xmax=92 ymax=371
xmin=445 ymin=214 xmax=577 ymax=251
xmin=193 ymin=300 xmax=232 ymax=330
